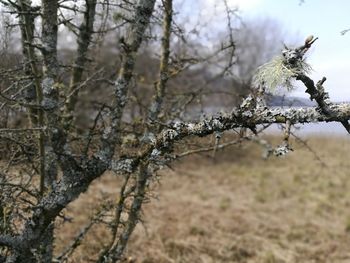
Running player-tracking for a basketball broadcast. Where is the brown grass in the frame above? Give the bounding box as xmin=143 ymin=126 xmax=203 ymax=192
xmin=55 ymin=135 xmax=350 ymax=263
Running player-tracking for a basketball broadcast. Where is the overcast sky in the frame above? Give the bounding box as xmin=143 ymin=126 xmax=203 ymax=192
xmin=191 ymin=0 xmax=350 ymax=102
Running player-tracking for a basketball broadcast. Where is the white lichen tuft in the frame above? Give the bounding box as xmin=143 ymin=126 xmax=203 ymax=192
xmin=252 ymin=55 xmax=312 ymax=92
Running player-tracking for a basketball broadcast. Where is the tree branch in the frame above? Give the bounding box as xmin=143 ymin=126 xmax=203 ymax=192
xmin=148 ymin=0 xmax=172 ymax=122
xmin=64 ymin=0 xmax=97 ymax=127
xmin=97 ymin=0 xmax=157 ymax=161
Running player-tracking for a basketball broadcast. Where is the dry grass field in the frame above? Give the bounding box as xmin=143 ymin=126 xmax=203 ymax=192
xmin=55 ymin=135 xmax=350 ymax=263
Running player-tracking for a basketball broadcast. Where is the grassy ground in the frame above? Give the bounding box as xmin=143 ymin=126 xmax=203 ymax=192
xmin=55 ymin=135 xmax=350 ymax=263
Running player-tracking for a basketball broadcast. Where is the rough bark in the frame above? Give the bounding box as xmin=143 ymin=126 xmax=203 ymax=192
xmin=98 ymin=0 xmax=157 ymax=161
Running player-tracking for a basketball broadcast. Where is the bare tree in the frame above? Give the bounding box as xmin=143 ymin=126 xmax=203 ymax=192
xmin=0 ymin=1 xmax=349 ymax=262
